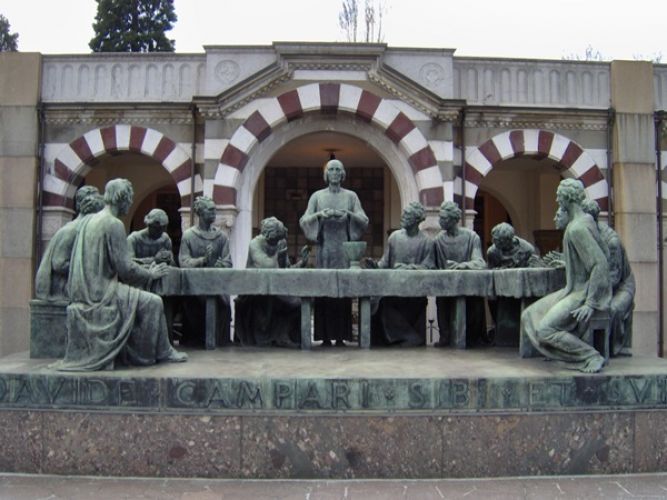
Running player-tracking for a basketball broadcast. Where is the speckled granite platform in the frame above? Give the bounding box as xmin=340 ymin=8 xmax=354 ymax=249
xmin=1 ymin=348 xmax=666 ymax=478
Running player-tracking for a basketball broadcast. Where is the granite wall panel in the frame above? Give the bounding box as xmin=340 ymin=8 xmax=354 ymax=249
xmin=0 ymin=409 xmax=663 ymax=478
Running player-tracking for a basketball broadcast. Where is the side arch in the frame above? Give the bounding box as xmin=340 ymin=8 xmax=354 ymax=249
xmin=212 ymin=83 xmax=444 ymax=208
xmin=44 ymin=125 xmax=201 ymax=209
xmin=457 ymin=129 xmax=609 ymax=210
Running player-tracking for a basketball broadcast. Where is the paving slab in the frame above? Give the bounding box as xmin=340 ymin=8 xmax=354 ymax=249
xmin=2 ymin=473 xmax=667 ymax=500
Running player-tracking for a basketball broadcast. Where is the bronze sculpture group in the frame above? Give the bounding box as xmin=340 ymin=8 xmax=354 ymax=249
xmin=36 ymin=159 xmax=635 ymax=374
xmin=47 ymin=179 xmax=187 ymax=371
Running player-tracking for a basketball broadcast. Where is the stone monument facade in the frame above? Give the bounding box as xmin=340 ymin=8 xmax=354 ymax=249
xmin=0 ymin=47 xmax=664 ymax=358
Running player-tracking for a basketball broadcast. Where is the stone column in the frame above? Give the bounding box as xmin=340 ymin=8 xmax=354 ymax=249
xmin=610 ymin=61 xmax=658 ymax=356
xmin=0 ymin=53 xmax=41 ymax=356
xmin=463 ymin=209 xmax=477 ymax=230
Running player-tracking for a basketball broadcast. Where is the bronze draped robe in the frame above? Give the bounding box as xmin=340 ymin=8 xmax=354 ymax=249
xmin=235 ymin=236 xmax=301 ymax=347
xmin=178 ymin=226 xmax=232 ymax=346
xmin=300 ymin=187 xmax=368 ymax=342
xmin=56 ymin=210 xmax=173 ymax=371
xmin=521 ymin=213 xmax=611 ymax=365
xmin=35 ymin=216 xmax=85 ymax=300
xmin=372 ymin=229 xmax=434 ymax=346
xmin=433 ymin=227 xmax=487 ymax=346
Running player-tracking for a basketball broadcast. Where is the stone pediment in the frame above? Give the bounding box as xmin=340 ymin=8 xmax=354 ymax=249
xmin=197 ymin=43 xmax=455 ymax=119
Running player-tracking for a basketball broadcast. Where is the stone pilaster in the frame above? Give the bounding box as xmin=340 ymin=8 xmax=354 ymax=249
xmin=0 ymin=53 xmax=41 ymax=356
xmin=610 ymin=61 xmax=658 ymax=355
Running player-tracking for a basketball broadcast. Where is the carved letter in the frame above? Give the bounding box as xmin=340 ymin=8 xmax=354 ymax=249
xmin=81 ymin=379 xmax=109 ymax=405
xmin=207 ymin=383 xmax=231 ymax=409
xmin=45 ymin=378 xmax=67 ymax=404
xmin=606 ymin=379 xmax=622 ymax=403
xmin=409 ymin=383 xmax=427 ymax=409
xmin=12 ymin=379 xmax=34 ymax=403
xmin=529 ymin=382 xmax=545 ymax=406
xmin=360 ymin=380 xmax=370 ymax=408
xmin=628 ymin=378 xmax=653 ymax=404
xmin=332 ymin=381 xmax=350 ymax=410
xmin=657 ymin=377 xmax=667 ymax=405
xmin=450 ymin=380 xmax=469 ymax=407
xmin=176 ymin=381 xmax=196 ymax=406
xmin=236 ymin=381 xmax=263 ymax=409
xmin=299 ymin=382 xmax=323 ymax=409
xmin=118 ymin=381 xmax=137 ymax=406
xmin=274 ymin=382 xmax=293 ymax=409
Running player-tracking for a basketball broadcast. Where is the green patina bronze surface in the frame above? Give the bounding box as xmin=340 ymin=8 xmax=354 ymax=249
xmin=2 ymin=349 xmax=667 ymax=412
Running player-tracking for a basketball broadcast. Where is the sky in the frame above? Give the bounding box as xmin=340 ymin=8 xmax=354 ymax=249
xmin=0 ymin=0 xmax=664 ymax=62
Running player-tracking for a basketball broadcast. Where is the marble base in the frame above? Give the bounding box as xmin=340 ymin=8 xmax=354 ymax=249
xmin=0 ymin=408 xmax=665 ymax=478
xmin=0 ymin=349 xmax=665 ymax=478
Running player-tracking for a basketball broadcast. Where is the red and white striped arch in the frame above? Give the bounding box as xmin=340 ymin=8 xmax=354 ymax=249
xmin=211 ymin=83 xmax=444 ymax=207
xmin=456 ymin=129 xmax=609 ymax=210
xmin=44 ymin=125 xmax=201 ymax=210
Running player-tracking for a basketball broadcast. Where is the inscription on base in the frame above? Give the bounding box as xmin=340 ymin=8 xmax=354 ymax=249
xmin=0 ymin=374 xmax=665 ymax=412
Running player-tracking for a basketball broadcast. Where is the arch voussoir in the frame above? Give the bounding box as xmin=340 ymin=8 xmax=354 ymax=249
xmin=455 ymin=129 xmax=609 ymax=211
xmin=45 ymin=125 xmax=200 ymax=209
xmin=212 ymin=83 xmax=445 ymax=208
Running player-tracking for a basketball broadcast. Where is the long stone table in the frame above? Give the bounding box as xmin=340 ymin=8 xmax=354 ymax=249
xmin=153 ymin=267 xmax=565 ymax=351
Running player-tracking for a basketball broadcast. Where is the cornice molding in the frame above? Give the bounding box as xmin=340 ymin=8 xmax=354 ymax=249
xmin=42 ymin=107 xmax=194 ymax=126
xmin=368 ymin=63 xmax=445 ymax=118
xmin=461 ymin=108 xmax=609 ymax=131
xmin=463 ymin=119 xmax=608 ymax=131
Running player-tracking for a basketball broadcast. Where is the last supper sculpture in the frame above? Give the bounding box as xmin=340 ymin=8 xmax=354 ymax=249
xmin=30 ymin=171 xmax=631 ymax=375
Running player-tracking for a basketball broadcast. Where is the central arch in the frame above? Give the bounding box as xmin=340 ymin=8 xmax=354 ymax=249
xmin=228 ymin=114 xmax=422 ymax=267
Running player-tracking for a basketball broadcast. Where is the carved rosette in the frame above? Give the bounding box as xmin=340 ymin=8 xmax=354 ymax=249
xmin=214 ymin=60 xmax=240 ymax=85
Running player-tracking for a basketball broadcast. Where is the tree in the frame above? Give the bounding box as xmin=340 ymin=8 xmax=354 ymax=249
xmin=0 ymin=14 xmax=19 ymax=52
xmin=339 ymin=0 xmax=386 ymax=43
xmin=563 ymin=46 xmax=662 ymax=64
xmin=563 ymin=45 xmax=607 ymax=62
xmin=632 ymin=52 xmax=663 ymax=64
xmin=339 ymin=0 xmax=358 ymax=42
xmin=89 ymin=0 xmax=177 ymax=53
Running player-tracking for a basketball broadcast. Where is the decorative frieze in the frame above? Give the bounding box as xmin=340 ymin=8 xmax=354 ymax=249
xmin=454 ymin=59 xmax=611 ymax=109
xmin=42 ymin=55 xmax=206 ymax=103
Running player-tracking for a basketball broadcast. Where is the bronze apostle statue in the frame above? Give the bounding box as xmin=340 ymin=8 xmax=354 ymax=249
xmin=55 ymin=178 xmax=187 ymax=371
xmin=179 ymin=195 xmax=232 ymax=347
xmin=521 ymin=179 xmax=610 ymax=373
xmin=127 ymin=208 xmax=175 ymax=267
xmin=582 ymin=200 xmax=635 ymax=356
xmin=367 ymin=201 xmax=434 ymax=347
xmin=35 ymin=186 xmax=104 ymax=301
xmin=300 ymin=159 xmax=369 ymax=347
xmin=235 ymin=217 xmax=309 ymax=348
xmin=486 ymin=222 xmax=542 ymax=346
xmin=433 ymin=201 xmax=487 ymax=347
xmin=487 ymin=222 xmax=541 ymax=269
xmin=127 ymin=207 xmax=178 ymax=343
